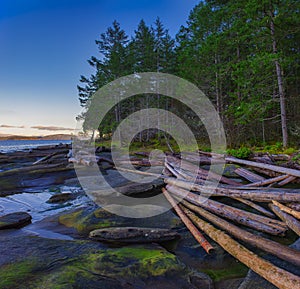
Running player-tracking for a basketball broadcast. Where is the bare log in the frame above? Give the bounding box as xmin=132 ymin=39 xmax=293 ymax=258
xmin=272 ymin=200 xmax=300 ymax=219
xmin=166 ymin=184 xmax=287 ymax=235
xmin=162 ymin=188 xmax=213 ymax=254
xmin=270 ymin=203 xmax=300 ymax=236
xmin=167 ymin=156 xmax=240 ymax=186
xmin=234 ymin=167 xmax=265 ymax=183
xmin=32 ymin=150 xmax=68 ymax=165
xmin=233 ymin=197 xmax=275 ymax=218
xmin=277 ymin=175 xmax=297 ymax=186
xmin=244 ymin=174 xmax=289 ymax=187
xmin=178 ymin=198 xmax=300 ymax=267
xmin=180 ymin=205 xmax=300 ymax=289
xmin=285 ymin=203 xmax=300 ymax=212
xmin=226 ymin=156 xmax=300 ymax=178
xmin=165 ymin=177 xmax=300 ymax=203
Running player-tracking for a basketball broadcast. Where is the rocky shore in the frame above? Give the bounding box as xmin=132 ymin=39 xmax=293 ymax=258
xmin=0 ymin=144 xmax=298 ymax=289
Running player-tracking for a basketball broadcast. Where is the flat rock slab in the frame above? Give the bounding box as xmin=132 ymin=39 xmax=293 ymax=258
xmin=89 ymin=227 xmax=180 ymax=244
xmin=0 ymin=212 xmax=32 ymax=229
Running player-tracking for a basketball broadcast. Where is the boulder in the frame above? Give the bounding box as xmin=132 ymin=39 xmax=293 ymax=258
xmin=0 ymin=212 xmax=32 ymax=229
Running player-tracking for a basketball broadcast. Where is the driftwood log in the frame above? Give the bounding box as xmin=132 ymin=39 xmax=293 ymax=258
xmin=180 ymin=205 xmax=300 ymax=289
xmin=166 ymin=184 xmax=287 ymax=235
xmin=162 ymin=188 xmax=213 ymax=253
xmin=165 ymin=177 xmax=300 ymax=203
xmin=178 ymin=198 xmax=300 ymax=267
xmin=270 ymin=203 xmax=300 ymax=236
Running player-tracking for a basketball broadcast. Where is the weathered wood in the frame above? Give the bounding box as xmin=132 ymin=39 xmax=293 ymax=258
xmin=89 ymin=227 xmax=180 ymax=244
xmin=285 ymin=202 xmax=300 ymax=212
xmin=179 ymin=198 xmax=300 ymax=267
xmin=244 ymin=174 xmax=289 ymax=187
xmin=165 ymin=177 xmax=300 ymax=203
xmin=233 ymin=197 xmax=275 ymax=218
xmin=32 ymin=150 xmax=68 ymax=165
xmin=272 ymin=200 xmax=300 ymax=219
xmin=166 ymin=184 xmax=287 ymax=235
xmin=180 ymin=205 xmax=300 ymax=289
xmin=277 ymin=175 xmax=297 ymax=186
xmin=234 ymin=167 xmax=265 ymax=183
xmin=270 ymin=203 xmax=300 ymax=236
xmin=226 ymin=156 xmax=300 ymax=178
xmin=162 ymin=188 xmax=213 ymax=254
xmin=167 ymin=156 xmax=240 ymax=186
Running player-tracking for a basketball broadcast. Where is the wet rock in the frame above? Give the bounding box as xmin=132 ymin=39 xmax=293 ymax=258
xmin=58 ymin=206 xmax=182 ymax=235
xmin=0 ymin=236 xmax=212 ymax=289
xmin=46 ymin=192 xmax=75 ymax=203
xmin=89 ymin=227 xmax=180 ymax=244
xmin=0 ymin=212 xmax=32 ymax=229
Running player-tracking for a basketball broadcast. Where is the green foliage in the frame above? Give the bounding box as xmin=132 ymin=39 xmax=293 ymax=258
xmin=227 ymin=147 xmax=253 ymax=159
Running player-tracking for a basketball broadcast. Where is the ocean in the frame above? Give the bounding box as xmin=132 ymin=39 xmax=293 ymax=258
xmin=0 ymin=139 xmax=72 ymax=153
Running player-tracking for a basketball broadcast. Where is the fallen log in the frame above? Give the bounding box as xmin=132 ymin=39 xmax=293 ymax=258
xmin=277 ymin=175 xmax=297 ymax=186
xmin=270 ymin=204 xmax=300 ymax=236
xmin=166 ymin=184 xmax=287 ymax=235
xmin=234 ymin=167 xmax=265 ymax=183
xmin=162 ymin=188 xmax=213 ymax=254
xmin=178 ymin=198 xmax=300 ymax=267
xmin=226 ymin=156 xmax=300 ymax=178
xmin=165 ymin=177 xmax=300 ymax=203
xmin=233 ymin=197 xmax=275 ymax=218
xmin=285 ymin=203 xmax=300 ymax=212
xmin=244 ymin=174 xmax=289 ymax=187
xmin=179 ymin=205 xmax=300 ymax=289
xmin=167 ymin=156 xmax=240 ymax=186
xmin=32 ymin=150 xmax=68 ymax=165
xmin=272 ymin=201 xmax=300 ymax=219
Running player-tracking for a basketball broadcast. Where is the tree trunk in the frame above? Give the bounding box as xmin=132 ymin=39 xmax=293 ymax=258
xmin=269 ymin=8 xmax=288 ymax=147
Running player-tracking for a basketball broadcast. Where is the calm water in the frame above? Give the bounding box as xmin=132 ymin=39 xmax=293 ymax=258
xmin=0 ymin=139 xmax=72 ymax=153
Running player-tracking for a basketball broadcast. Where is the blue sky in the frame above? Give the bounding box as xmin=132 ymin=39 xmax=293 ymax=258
xmin=0 ymin=0 xmax=200 ymax=136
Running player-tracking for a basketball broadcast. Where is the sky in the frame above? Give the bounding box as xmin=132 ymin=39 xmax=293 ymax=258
xmin=0 ymin=0 xmax=200 ymax=136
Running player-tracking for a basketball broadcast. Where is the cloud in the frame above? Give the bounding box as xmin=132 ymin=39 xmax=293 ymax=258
xmin=31 ymin=125 xmax=74 ymax=131
xmin=0 ymin=124 xmax=25 ymax=128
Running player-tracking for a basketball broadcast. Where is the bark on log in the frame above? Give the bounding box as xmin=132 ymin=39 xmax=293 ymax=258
xmin=166 ymin=184 xmax=287 ymax=235
xmin=165 ymin=177 xmax=300 ymax=203
xmin=180 ymin=205 xmax=300 ymax=289
xmin=178 ymin=198 xmax=300 ymax=266
xmin=270 ymin=204 xmax=300 ymax=236
xmin=162 ymin=188 xmax=213 ymax=254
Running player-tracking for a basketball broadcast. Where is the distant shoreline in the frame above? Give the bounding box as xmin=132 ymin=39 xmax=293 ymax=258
xmin=0 ymin=134 xmax=72 ymax=141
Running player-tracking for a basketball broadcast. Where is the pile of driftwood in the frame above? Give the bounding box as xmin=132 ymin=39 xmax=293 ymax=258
xmin=98 ymin=150 xmax=300 ymax=289
xmin=160 ymin=152 xmax=300 ymax=289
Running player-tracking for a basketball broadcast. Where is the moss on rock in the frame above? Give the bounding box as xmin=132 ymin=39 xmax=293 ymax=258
xmin=58 ymin=208 xmax=116 ymax=234
xmin=0 ymin=260 xmax=37 ymax=288
xmin=89 ymin=245 xmax=183 ymax=278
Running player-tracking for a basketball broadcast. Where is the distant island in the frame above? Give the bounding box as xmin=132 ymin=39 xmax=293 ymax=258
xmin=0 ymin=134 xmax=73 ymax=141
